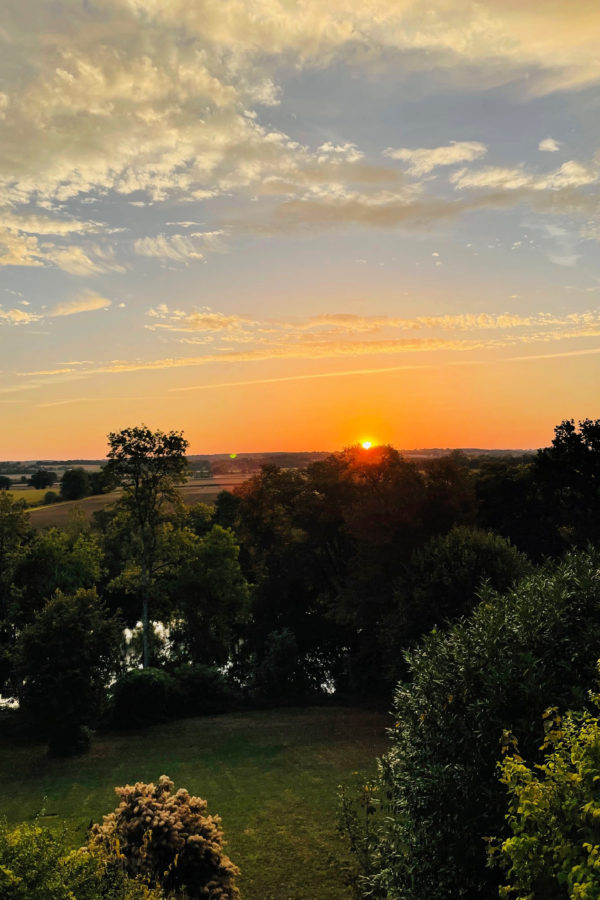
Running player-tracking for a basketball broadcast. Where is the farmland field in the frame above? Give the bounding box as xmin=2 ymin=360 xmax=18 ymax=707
xmin=27 ymin=475 xmax=250 ymax=529
xmin=6 ymin=488 xmax=50 ymax=507
xmin=0 ymin=706 xmax=387 ymax=899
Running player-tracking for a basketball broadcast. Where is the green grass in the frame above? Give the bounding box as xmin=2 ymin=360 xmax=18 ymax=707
xmin=0 ymin=706 xmax=387 ymax=899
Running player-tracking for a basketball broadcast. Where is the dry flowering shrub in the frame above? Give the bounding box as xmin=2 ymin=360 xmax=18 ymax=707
xmin=89 ymin=775 xmax=240 ymax=899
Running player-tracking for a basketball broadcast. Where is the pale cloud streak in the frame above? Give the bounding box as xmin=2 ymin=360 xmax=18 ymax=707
xmin=50 ymin=292 xmax=112 ymax=317
xmin=14 ymin=304 xmax=600 ymax=378
xmin=384 ymin=141 xmax=487 ymax=176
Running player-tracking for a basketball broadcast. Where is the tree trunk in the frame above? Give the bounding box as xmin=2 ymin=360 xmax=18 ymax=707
xmin=142 ymin=594 xmax=150 ymax=668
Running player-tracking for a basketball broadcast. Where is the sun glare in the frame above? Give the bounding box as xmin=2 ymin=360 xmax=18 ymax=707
xmin=361 ymin=440 xmax=372 ymax=450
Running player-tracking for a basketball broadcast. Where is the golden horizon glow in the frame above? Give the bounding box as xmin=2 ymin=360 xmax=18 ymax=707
xmin=361 ymin=441 xmax=373 ymax=450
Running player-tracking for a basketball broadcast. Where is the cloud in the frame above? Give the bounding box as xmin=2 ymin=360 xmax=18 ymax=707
xmin=539 ymin=137 xmax=561 ymax=153
xmin=49 ymin=292 xmax=112 ymax=317
xmin=146 ymin=305 xmax=252 ymax=332
xmin=134 ymin=231 xmax=226 ymax=264
xmin=384 ymin=141 xmax=487 ymax=176
xmin=16 ymin=303 xmax=600 ymax=376
xmin=0 ymin=213 xmax=125 ymax=274
xmin=1 ymin=0 xmax=599 ymax=219
xmin=0 ymin=307 xmax=41 ymax=325
xmin=451 ymin=159 xmax=598 ymax=192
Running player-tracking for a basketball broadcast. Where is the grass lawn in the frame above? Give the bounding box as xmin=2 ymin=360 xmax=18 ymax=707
xmin=0 ymin=706 xmax=388 ymax=899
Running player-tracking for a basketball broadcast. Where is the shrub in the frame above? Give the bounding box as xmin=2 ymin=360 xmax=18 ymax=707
xmin=0 ymin=819 xmax=162 ymax=899
xmin=43 ymin=491 xmax=60 ymax=505
xmin=111 ymin=668 xmax=176 ymax=729
xmin=350 ymin=550 xmax=600 ymax=899
xmin=89 ymin=775 xmax=240 ymax=899
xmin=172 ymin=664 xmax=237 ymax=717
xmin=493 ymin=685 xmax=600 ymax=900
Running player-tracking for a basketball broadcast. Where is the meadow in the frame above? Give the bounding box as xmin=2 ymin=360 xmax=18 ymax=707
xmin=6 ymin=488 xmax=50 ymax=507
xmin=0 ymin=706 xmax=387 ymax=900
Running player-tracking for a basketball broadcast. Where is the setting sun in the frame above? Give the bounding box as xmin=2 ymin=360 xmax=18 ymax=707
xmin=361 ymin=441 xmax=373 ymax=450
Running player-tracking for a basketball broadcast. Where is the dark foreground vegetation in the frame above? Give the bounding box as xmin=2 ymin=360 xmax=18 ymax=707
xmin=1 ymin=418 xmax=600 ymax=897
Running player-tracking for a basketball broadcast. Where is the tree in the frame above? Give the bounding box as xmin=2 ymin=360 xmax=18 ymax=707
xmin=0 ymin=476 xmax=11 ymax=491
xmin=0 ymin=493 xmax=32 ymax=693
xmin=29 ymin=469 xmax=56 ymax=489
xmin=14 ymin=528 xmax=103 ymax=626
xmin=16 ymin=588 xmax=122 ymax=754
xmin=106 ymin=425 xmax=188 ymax=667
xmin=60 ymin=467 xmax=90 ymax=500
xmin=494 ymin=685 xmax=600 ymax=899
xmin=89 ymin=465 xmax=117 ymax=495
xmin=169 ymin=524 xmax=250 ymax=667
xmin=89 ymin=775 xmax=240 ymax=898
xmin=533 ymin=418 xmax=600 ymax=548
xmin=383 ymin=526 xmax=531 ymax=676
xmin=348 ymin=550 xmax=600 ymax=899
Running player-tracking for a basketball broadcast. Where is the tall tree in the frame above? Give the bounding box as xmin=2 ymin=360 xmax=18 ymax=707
xmin=16 ymin=588 xmax=122 ymax=754
xmin=106 ymin=425 xmax=188 ymax=667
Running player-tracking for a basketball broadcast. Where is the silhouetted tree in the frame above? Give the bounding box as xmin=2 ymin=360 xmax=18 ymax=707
xmin=60 ymin=467 xmax=90 ymax=500
xmin=106 ymin=425 xmax=188 ymax=667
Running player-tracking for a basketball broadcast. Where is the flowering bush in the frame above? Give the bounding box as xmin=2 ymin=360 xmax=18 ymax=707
xmin=89 ymin=775 xmax=240 ymax=899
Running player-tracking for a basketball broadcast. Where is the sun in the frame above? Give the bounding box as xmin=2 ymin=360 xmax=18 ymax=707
xmin=361 ymin=440 xmax=372 ymax=450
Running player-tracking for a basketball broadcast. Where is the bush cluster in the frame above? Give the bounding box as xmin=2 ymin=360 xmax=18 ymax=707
xmin=354 ymin=550 xmax=600 ymax=899
xmin=0 ymin=819 xmax=162 ymax=900
xmin=89 ymin=775 xmax=240 ymax=899
xmin=110 ymin=665 xmax=237 ymax=729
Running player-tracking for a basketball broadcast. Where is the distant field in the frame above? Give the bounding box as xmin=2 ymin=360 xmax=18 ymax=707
xmin=27 ymin=476 xmax=250 ymax=529
xmin=0 ymin=706 xmax=387 ymax=900
xmin=6 ymin=488 xmax=49 ymax=507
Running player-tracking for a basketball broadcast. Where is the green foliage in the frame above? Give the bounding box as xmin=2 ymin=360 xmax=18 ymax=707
xmin=171 ymin=664 xmax=238 ymax=717
xmin=0 ymin=819 xmax=163 ymax=899
xmin=89 ymin=465 xmax=117 ymax=495
xmin=16 ymin=588 xmax=122 ymax=754
xmin=384 ymin=526 xmax=532 ymax=675
xmin=352 ymin=550 xmax=600 ymax=900
xmin=42 ymin=490 xmax=60 ymax=505
xmin=89 ymin=775 xmax=240 ymax=899
xmin=111 ymin=668 xmax=176 ymax=729
xmin=14 ymin=528 xmax=104 ymax=624
xmin=59 ymin=467 xmax=90 ymax=500
xmin=0 ymin=476 xmax=11 ymax=491
xmin=185 ymin=501 xmax=214 ymax=537
xmin=494 ymin=692 xmax=600 ymax=900
xmin=106 ymin=425 xmax=189 ymax=668
xmin=170 ymin=524 xmax=251 ymax=667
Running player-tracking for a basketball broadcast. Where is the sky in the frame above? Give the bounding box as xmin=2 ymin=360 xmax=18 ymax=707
xmin=1 ymin=0 xmax=599 ymax=458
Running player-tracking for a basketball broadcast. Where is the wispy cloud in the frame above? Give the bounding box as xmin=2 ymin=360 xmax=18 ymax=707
xmin=384 ymin=141 xmax=487 ymax=176
xmin=134 ymin=231 xmax=226 ymax=264
xmin=50 ymin=292 xmax=112 ymax=317
xmin=17 ymin=304 xmax=600 ymax=378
